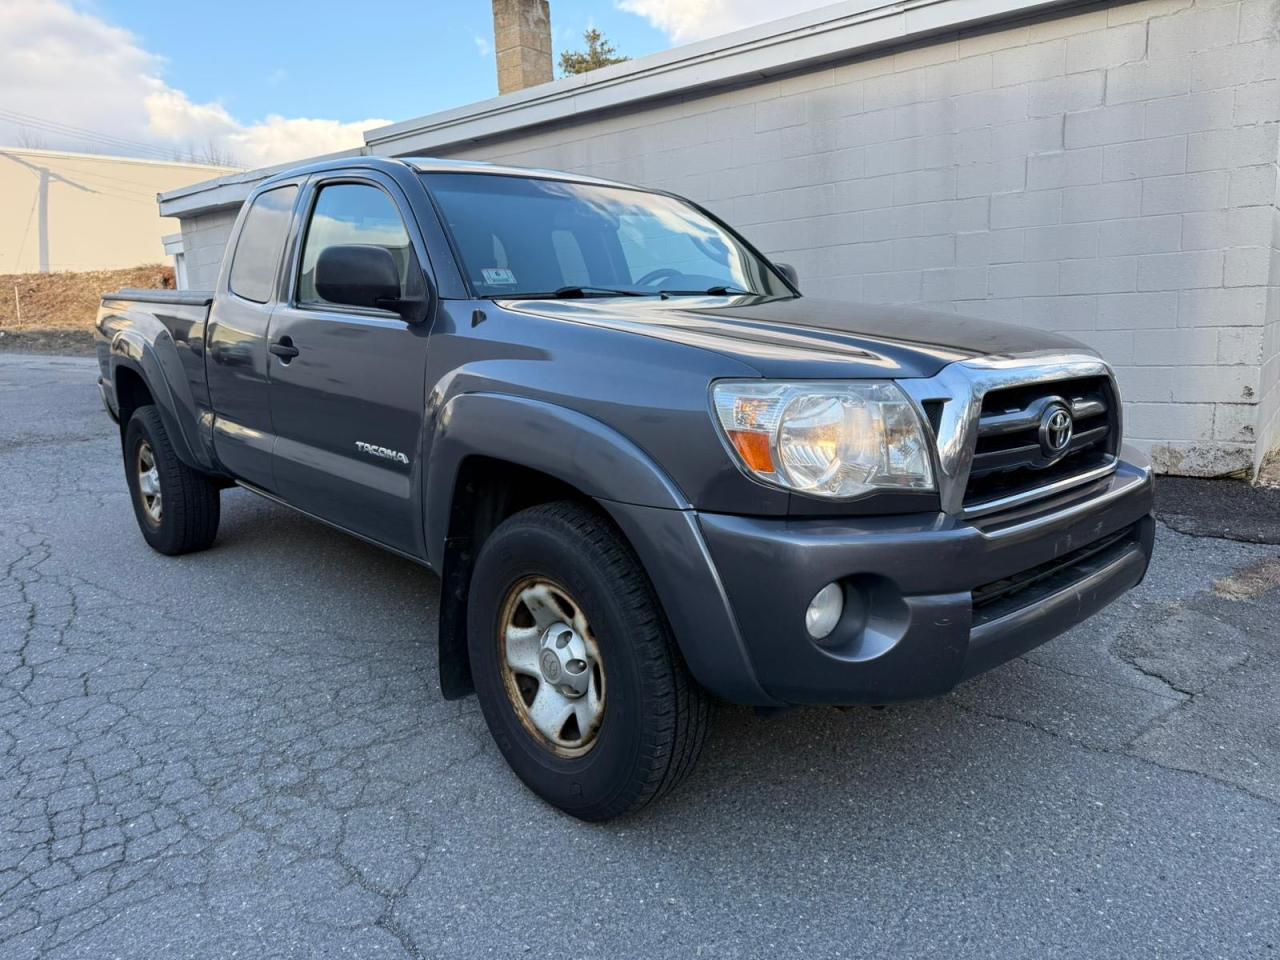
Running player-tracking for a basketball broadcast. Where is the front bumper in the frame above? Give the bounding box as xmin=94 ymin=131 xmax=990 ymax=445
xmin=695 ymin=458 xmax=1154 ymax=705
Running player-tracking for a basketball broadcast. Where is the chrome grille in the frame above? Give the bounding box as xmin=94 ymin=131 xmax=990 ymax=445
xmin=897 ymin=354 xmax=1122 ymax=519
xmin=963 ymin=376 xmax=1117 ymax=511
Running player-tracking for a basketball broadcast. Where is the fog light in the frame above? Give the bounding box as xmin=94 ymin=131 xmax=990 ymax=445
xmin=805 ymin=582 xmax=844 ymax=640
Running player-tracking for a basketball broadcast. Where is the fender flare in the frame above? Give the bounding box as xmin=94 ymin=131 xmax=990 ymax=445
xmin=107 ymin=323 xmax=207 ymax=471
xmin=424 ymin=392 xmax=690 ymax=567
xmin=424 ymin=393 xmax=774 ymax=705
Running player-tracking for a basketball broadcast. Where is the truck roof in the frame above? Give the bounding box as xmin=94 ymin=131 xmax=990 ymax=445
xmin=256 ymin=154 xmax=633 ymax=193
xmin=403 ymin=157 xmax=631 ymax=189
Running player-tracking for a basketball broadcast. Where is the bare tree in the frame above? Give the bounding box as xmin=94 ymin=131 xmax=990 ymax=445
xmin=14 ymin=125 xmax=48 ymax=150
xmin=177 ymin=139 xmax=241 ymax=168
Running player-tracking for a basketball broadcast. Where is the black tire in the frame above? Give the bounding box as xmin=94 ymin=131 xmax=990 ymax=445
xmin=467 ymin=501 xmax=712 ymax=821
xmin=123 ymin=406 xmax=220 ymax=556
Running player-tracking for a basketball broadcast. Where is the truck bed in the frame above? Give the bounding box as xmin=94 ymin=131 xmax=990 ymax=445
xmin=95 ymin=290 xmax=215 ymax=442
xmin=102 ymin=289 xmax=214 ymax=307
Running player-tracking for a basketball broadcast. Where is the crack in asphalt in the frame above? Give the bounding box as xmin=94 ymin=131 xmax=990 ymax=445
xmin=1110 ymin=613 xmax=1202 ymax=699
xmin=955 ymin=697 xmax=1280 ymax=811
xmin=1024 ymin=650 xmax=1187 ymax=702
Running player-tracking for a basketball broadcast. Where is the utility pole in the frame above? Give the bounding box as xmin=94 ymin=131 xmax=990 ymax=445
xmin=1 ymin=151 xmax=95 ymax=273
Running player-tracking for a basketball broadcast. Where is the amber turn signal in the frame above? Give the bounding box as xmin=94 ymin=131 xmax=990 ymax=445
xmin=726 ymin=429 xmax=775 ymax=473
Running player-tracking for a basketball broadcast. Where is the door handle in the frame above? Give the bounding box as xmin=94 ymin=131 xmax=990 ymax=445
xmin=269 ymin=337 xmax=299 ymax=362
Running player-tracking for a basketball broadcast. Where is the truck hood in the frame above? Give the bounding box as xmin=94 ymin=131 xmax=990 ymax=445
xmin=500 ymin=295 xmax=1091 ymax=380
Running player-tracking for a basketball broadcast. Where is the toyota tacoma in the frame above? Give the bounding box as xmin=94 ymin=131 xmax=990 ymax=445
xmin=95 ymin=156 xmax=1155 ymax=820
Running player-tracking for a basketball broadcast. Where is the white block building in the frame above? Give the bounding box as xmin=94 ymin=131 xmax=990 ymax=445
xmin=159 ymin=0 xmax=1280 ymax=478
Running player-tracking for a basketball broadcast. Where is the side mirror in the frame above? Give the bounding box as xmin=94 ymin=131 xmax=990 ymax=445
xmin=314 ymin=244 xmax=428 ymax=323
xmin=774 ymin=261 xmax=800 ymax=290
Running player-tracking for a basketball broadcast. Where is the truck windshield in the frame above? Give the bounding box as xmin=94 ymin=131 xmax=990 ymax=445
xmin=422 ymin=172 xmax=792 ymax=300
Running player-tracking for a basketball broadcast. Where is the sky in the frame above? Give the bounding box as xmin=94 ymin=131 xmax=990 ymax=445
xmin=0 ymin=0 xmax=839 ymax=169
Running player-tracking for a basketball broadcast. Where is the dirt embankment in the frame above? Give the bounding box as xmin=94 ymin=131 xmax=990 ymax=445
xmin=0 ymin=265 xmax=174 ymax=355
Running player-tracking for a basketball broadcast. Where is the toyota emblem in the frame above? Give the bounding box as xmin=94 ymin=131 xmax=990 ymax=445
xmin=1039 ymin=404 xmax=1074 ymax=458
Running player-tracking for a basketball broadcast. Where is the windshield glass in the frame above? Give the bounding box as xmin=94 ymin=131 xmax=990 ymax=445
xmin=422 ymin=172 xmax=792 ymax=299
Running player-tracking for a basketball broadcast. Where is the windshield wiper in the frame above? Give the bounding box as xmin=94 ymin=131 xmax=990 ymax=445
xmin=552 ymin=286 xmax=647 ymax=298
xmin=658 ymin=285 xmax=753 ymax=298
xmin=488 ymin=286 xmax=648 ymax=300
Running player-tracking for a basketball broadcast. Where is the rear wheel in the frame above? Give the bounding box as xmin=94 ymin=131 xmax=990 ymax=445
xmin=467 ymin=501 xmax=712 ymax=821
xmin=123 ymin=406 xmax=220 ymax=555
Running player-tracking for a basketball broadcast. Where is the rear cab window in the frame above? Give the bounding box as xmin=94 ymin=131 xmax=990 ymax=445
xmin=228 ymin=185 xmax=298 ymax=303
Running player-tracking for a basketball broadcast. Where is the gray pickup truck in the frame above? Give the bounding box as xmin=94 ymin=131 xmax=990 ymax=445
xmin=96 ymin=156 xmax=1154 ymax=820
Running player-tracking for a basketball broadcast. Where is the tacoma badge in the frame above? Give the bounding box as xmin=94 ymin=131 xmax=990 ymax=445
xmin=355 ymin=441 xmax=409 ymax=465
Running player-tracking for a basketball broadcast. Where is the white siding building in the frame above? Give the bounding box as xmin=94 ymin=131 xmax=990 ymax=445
xmin=159 ymin=0 xmax=1280 ymax=478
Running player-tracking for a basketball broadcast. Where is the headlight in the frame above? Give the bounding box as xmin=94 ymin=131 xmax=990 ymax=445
xmin=711 ymin=380 xmax=934 ymax=498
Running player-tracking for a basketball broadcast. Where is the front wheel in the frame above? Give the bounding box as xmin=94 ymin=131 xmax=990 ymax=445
xmin=123 ymin=406 xmax=220 ymax=555
xmin=467 ymin=501 xmax=712 ymax=821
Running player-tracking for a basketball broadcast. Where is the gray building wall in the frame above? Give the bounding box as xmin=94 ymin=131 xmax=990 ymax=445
xmin=422 ymin=0 xmax=1279 ymax=476
xmin=1261 ymin=183 xmax=1280 ymax=474
xmin=179 ymin=208 xmax=238 ymax=291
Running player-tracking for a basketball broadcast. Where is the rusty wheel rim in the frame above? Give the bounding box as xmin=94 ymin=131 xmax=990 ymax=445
xmin=498 ymin=577 xmax=605 ymax=758
xmin=135 ymin=441 xmax=162 ymax=525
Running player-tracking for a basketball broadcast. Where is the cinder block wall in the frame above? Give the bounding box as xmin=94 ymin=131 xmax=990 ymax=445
xmin=1260 ymin=179 xmax=1280 ymax=474
xmin=178 ymin=208 xmax=240 ymax=291
xmin=435 ymin=0 xmax=1280 ymax=475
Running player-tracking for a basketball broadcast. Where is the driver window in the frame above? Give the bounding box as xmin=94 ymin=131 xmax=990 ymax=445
xmin=298 ymin=183 xmax=412 ymax=306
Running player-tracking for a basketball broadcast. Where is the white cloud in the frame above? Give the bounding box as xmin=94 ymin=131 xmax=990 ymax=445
xmin=0 ymin=0 xmax=390 ymax=169
xmin=472 ymin=32 xmax=492 ymax=58
xmin=617 ymin=0 xmax=841 ymax=44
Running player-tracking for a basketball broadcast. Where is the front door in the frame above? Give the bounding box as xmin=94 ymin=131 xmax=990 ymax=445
xmin=266 ymin=175 xmax=432 ymax=557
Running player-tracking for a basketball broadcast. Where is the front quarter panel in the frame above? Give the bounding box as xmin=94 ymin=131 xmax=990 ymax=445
xmin=419 ymin=301 xmax=786 ymax=525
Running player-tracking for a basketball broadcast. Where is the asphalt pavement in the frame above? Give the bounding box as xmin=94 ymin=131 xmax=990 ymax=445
xmin=2 ymin=353 xmax=1278 ymax=959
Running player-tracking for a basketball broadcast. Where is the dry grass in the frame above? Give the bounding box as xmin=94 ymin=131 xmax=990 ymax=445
xmin=0 ymin=265 xmax=174 ymax=333
xmin=1213 ymin=557 xmax=1280 ymax=600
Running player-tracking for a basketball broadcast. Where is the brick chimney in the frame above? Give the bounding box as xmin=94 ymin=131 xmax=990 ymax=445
xmin=492 ymin=0 xmax=554 ymax=95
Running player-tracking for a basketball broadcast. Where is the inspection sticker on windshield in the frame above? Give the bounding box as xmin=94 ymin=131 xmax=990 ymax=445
xmin=482 ymin=268 xmax=517 ymax=285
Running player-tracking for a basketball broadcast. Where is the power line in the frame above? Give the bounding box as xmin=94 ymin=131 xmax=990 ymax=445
xmin=0 ymin=108 xmax=197 ymax=162
xmin=61 ymin=182 xmax=159 ymax=205
xmin=6 ymin=153 xmax=226 ymax=200
xmin=26 ymin=167 xmax=162 ymax=201
xmin=0 ymin=110 xmax=180 ymax=162
xmin=0 ymin=108 xmax=244 ymax=167
xmin=41 ymin=157 xmax=188 ymax=191
xmin=0 ymin=152 xmax=163 ymax=204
